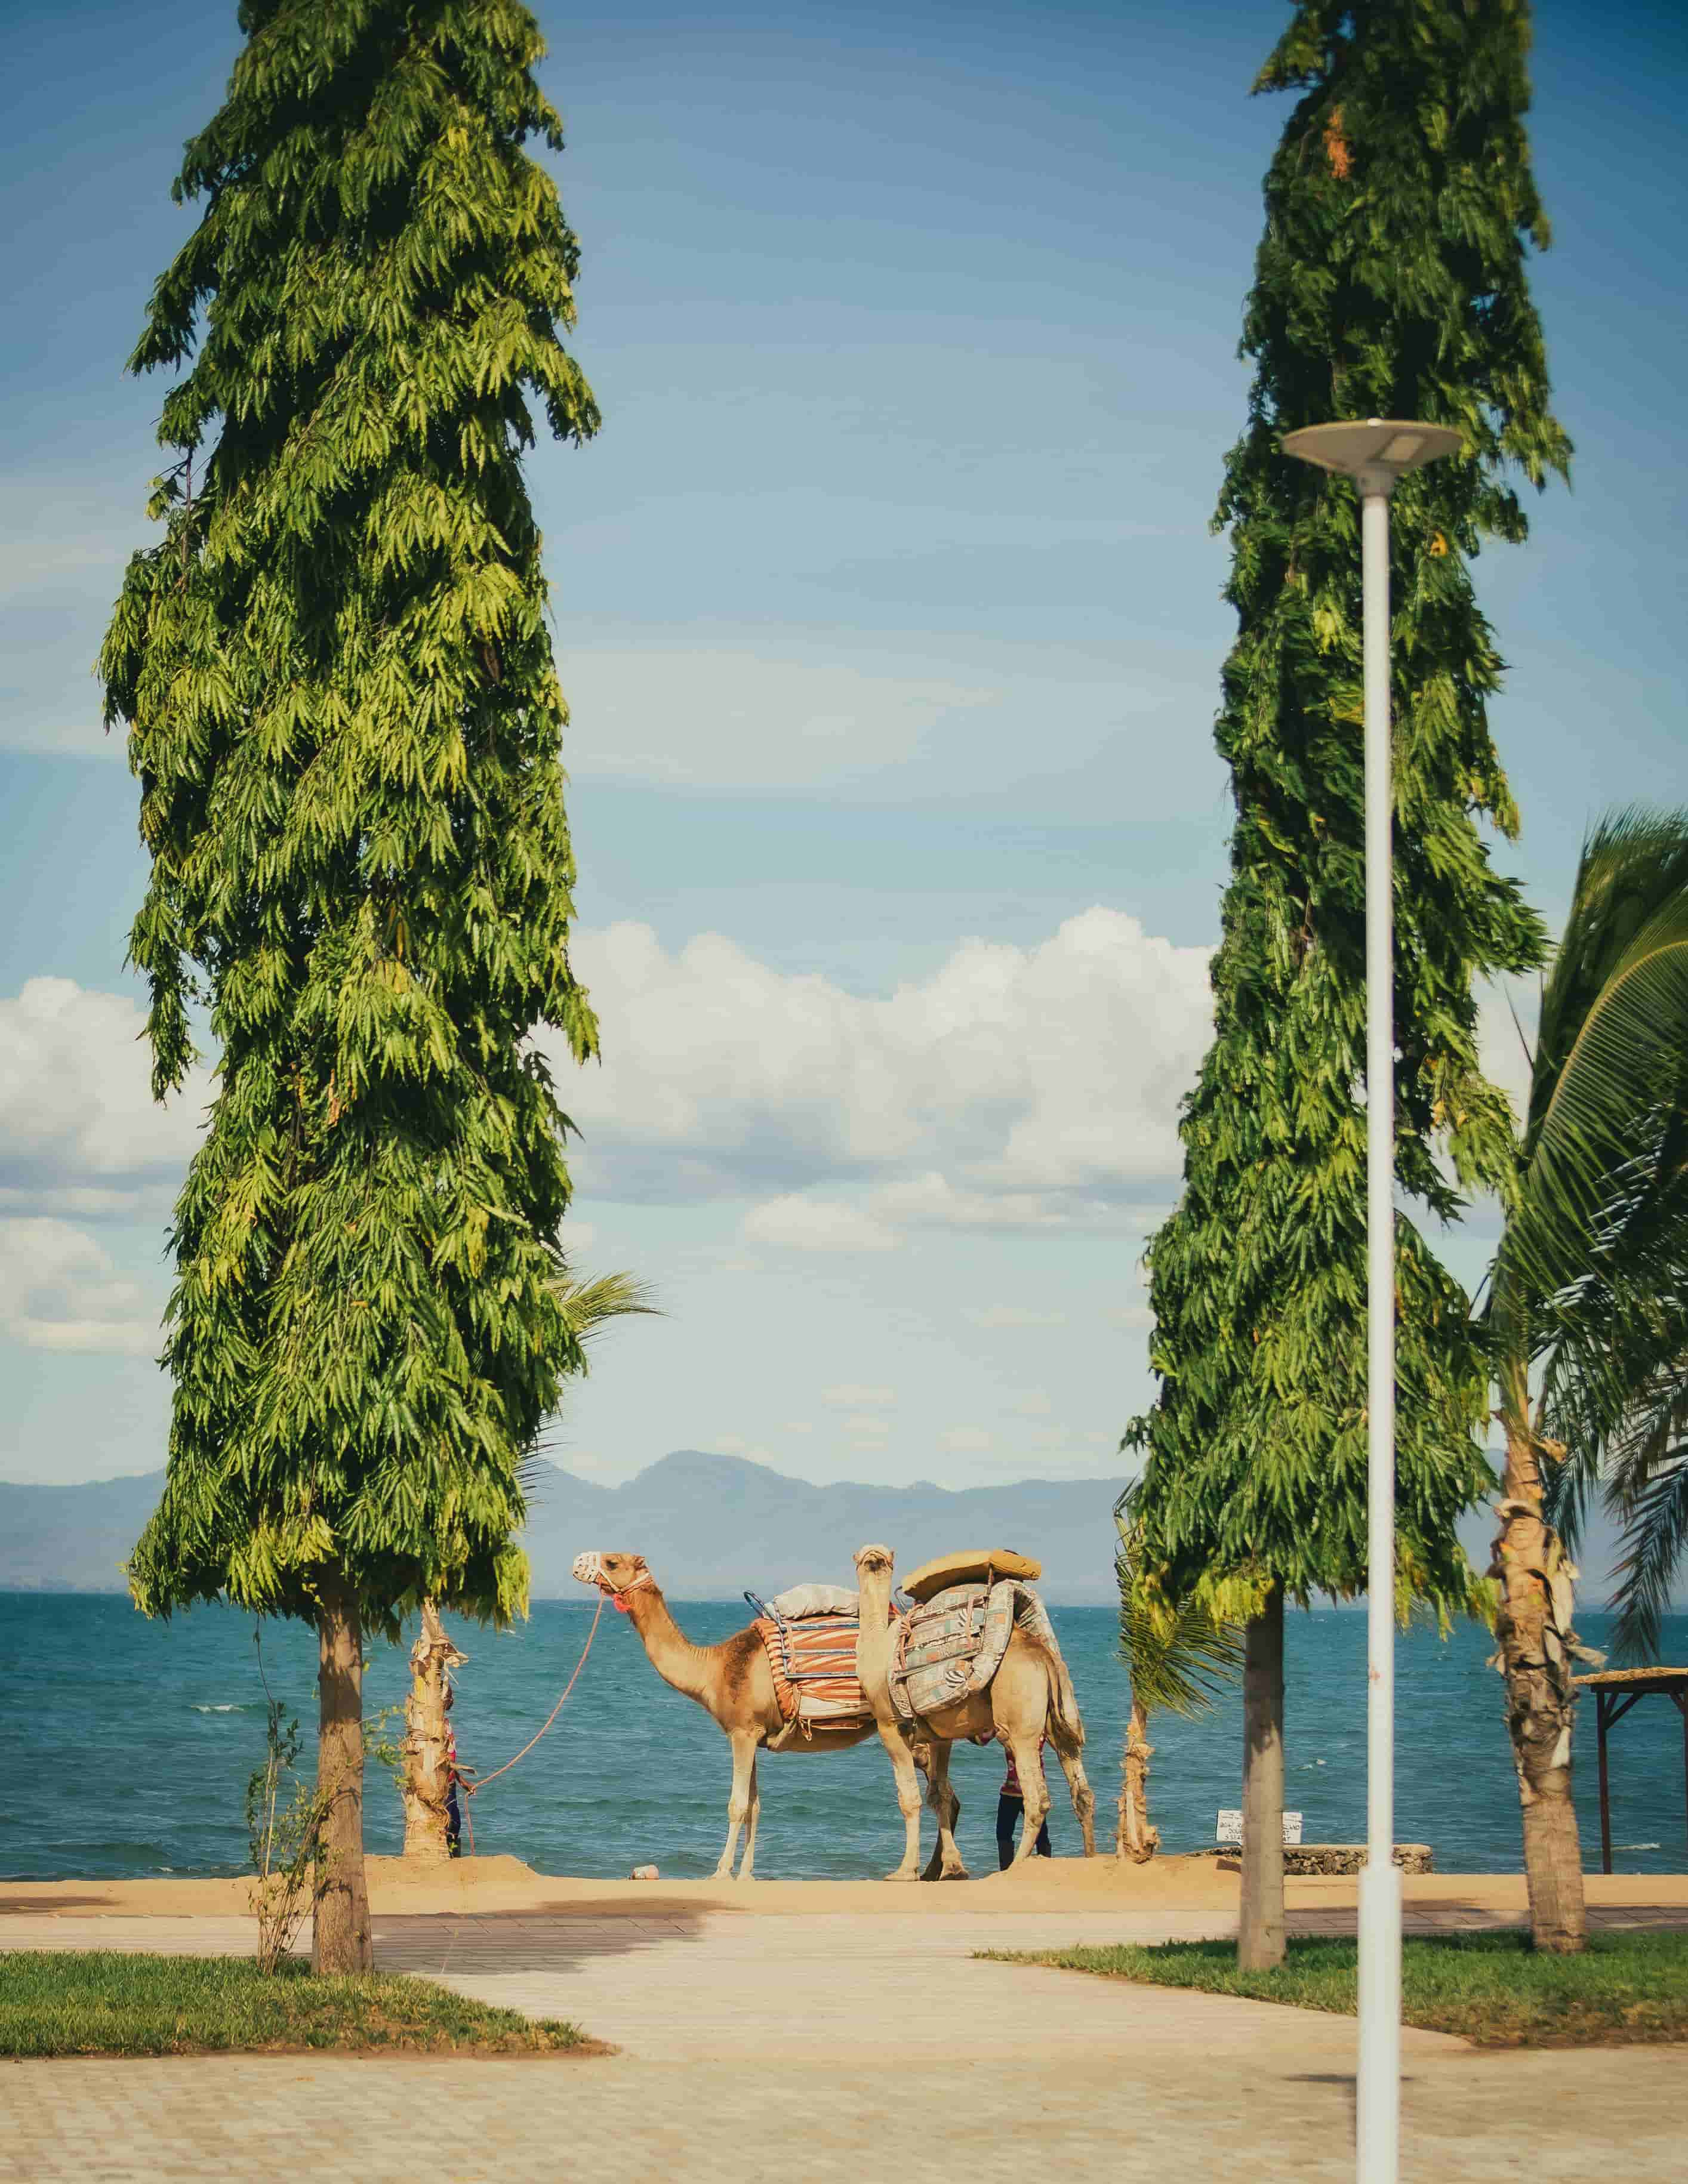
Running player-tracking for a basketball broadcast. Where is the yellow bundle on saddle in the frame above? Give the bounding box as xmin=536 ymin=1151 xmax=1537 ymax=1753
xmin=900 ymin=1547 xmax=1041 ymax=1605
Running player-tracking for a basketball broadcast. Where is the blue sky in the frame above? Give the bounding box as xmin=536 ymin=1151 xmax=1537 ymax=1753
xmin=2 ymin=0 xmax=1684 ymax=1498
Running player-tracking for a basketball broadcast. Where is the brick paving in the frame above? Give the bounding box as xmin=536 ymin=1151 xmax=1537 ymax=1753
xmin=3 ymin=1901 xmax=1684 ymax=2182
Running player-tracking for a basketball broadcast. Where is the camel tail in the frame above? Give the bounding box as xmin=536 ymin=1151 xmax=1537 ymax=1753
xmin=1043 ymin=1640 xmax=1085 ymax=1754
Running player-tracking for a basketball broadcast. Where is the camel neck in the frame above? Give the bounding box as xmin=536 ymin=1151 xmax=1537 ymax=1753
xmin=624 ymin=1585 xmax=716 ymax=1702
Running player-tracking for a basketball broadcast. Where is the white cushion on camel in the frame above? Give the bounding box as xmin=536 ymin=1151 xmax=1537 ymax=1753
xmin=765 ymin=1582 xmax=861 ymax=1620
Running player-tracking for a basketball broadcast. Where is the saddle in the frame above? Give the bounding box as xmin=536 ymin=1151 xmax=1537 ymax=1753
xmin=746 ymin=1583 xmax=891 ymax=1745
xmin=888 ymin=1578 xmax=1061 ymax=1726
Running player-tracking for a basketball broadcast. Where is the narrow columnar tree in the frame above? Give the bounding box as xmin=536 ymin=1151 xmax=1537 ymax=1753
xmin=1123 ymin=0 xmax=1567 ymax=1972
xmin=100 ymin=0 xmax=601 ymax=1974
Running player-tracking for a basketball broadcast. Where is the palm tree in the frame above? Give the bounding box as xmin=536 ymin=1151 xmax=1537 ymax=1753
xmin=402 ymin=1270 xmax=658 ymax=1858
xmin=1486 ymin=806 xmax=1688 ymax=1949
xmin=1113 ymin=1508 xmax=1244 ymax=1862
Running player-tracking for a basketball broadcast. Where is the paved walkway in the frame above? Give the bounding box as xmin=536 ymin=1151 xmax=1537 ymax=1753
xmin=4 ymin=1902 xmax=1684 ymax=2183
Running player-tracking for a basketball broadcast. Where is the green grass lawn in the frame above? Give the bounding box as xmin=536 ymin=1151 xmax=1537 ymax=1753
xmin=979 ymin=1929 xmax=1688 ymax=2047
xmin=0 ymin=1952 xmax=595 ymax=2059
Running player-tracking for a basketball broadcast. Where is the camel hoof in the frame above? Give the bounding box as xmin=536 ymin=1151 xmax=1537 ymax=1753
xmin=883 ymin=1868 xmax=921 ymax=1884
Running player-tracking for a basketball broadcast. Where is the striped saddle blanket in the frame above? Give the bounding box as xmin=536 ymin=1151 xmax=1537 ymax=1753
xmin=888 ymin=1578 xmax=1059 ymax=1725
xmin=753 ymin=1608 xmax=873 ymax=1735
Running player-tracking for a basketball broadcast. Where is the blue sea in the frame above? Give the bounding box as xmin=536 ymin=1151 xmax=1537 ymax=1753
xmin=3 ymin=1594 xmax=1683 ymax=1883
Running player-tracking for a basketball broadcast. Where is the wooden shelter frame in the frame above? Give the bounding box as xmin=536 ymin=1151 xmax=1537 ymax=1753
xmin=1572 ymin=1666 xmax=1688 ymax=1875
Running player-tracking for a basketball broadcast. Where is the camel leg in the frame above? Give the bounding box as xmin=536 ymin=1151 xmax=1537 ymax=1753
xmin=875 ymin=1724 xmax=925 ymax=1881
xmin=1052 ymin=1738 xmax=1097 ymax=1856
xmin=738 ymin=1750 xmax=763 ymax=1881
xmin=714 ymin=1730 xmax=758 ymax=1879
xmin=923 ymin=1740 xmax=968 ymax=1879
xmin=1006 ymin=1731 xmax=1052 ymax=1867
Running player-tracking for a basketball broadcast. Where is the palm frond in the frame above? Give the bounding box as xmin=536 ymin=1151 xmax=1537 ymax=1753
xmin=1499 ymin=807 xmax=1688 ymax=1318
xmin=1116 ymin=1520 xmax=1245 ymax=1719
xmin=1607 ymin=1450 xmax=1688 ymax=1661
xmin=523 ymin=1269 xmax=661 ymax=1500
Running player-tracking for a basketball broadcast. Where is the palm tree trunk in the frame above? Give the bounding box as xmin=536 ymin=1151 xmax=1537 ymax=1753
xmin=402 ymin=1600 xmax=454 ymax=1862
xmin=1238 ymin=1584 xmax=1285 ymax=1972
xmin=312 ymin=1568 xmax=373 ymax=1975
xmin=1117 ymin=1697 xmax=1160 ymax=1863
xmin=1492 ymin=1426 xmax=1586 ymax=1953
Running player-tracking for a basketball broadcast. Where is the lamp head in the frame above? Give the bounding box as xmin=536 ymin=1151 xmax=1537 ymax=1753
xmin=1282 ymin=418 xmax=1463 ymax=494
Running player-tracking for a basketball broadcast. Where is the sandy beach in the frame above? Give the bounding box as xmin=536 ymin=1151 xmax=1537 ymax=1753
xmin=7 ymin=1850 xmax=1686 ymax=1922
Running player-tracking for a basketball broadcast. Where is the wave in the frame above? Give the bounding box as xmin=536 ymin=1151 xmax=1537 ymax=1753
xmin=190 ymin=1702 xmax=255 ymax=1714
xmin=1615 ymin=1842 xmax=1662 ymax=1851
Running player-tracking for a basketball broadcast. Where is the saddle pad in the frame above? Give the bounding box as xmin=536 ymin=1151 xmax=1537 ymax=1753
xmin=754 ymin=1611 xmax=873 ymax=1730
xmin=889 ymin=1579 xmax=1059 ymax=1725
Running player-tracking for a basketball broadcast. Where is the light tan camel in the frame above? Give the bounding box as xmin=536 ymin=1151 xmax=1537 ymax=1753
xmin=571 ymin=1549 xmax=922 ymax=1881
xmin=854 ymin=1543 xmax=1097 ymax=1878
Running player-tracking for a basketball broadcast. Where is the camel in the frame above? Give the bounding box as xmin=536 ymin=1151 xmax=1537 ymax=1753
xmin=570 ymin=1549 xmax=923 ymax=1881
xmin=854 ymin=1543 xmax=1097 ymax=1878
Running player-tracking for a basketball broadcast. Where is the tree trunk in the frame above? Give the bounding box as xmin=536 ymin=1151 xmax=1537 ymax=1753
xmin=1117 ymin=1697 xmax=1160 ymax=1863
xmin=402 ymin=1600 xmax=457 ymax=1862
xmin=312 ymin=1568 xmax=373 ymax=1975
xmin=1491 ymin=1426 xmax=1587 ymax=1953
xmin=1238 ymin=1585 xmax=1285 ymax=1972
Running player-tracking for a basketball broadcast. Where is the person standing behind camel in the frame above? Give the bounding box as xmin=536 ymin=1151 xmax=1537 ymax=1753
xmin=997 ymin=1736 xmax=1052 ymax=1868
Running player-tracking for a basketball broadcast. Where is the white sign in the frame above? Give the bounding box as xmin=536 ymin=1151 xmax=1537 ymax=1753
xmin=1216 ymin=1810 xmax=1302 ymax=1846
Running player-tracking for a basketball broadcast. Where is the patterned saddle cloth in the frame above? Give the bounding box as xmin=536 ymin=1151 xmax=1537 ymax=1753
xmin=888 ymin=1579 xmax=1059 ymax=1725
xmin=748 ymin=1585 xmax=882 ymax=1739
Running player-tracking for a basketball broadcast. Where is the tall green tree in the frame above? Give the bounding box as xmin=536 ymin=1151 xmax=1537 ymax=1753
xmin=100 ymin=0 xmax=600 ymax=1974
xmin=1122 ymin=0 xmax=1567 ymax=1970
xmin=1489 ymin=807 xmax=1688 ymax=1948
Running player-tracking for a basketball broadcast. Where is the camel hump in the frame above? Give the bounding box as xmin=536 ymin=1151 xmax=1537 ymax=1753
xmin=901 ymin=1547 xmax=1042 ymax=1603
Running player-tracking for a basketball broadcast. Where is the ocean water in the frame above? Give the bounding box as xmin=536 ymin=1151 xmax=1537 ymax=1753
xmin=3 ymin=1593 xmax=1683 ymax=1883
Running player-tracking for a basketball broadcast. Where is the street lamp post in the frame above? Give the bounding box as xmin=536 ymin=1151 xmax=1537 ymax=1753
xmin=1281 ymin=419 xmax=1462 ymax=2184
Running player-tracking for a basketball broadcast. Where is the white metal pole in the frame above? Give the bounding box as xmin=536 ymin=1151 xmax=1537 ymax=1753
xmin=1355 ymin=474 xmax=1401 ymax=2183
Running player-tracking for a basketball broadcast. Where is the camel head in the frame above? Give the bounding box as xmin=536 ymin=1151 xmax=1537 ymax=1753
xmin=571 ymin=1550 xmax=656 ymax=1609
xmin=854 ymin=1543 xmax=895 ymax=1581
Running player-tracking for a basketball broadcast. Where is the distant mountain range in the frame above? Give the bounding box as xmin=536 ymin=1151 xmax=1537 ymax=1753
xmin=0 ymin=1448 xmax=1652 ymax=1611
xmin=0 ymin=1451 xmax=1131 ymax=1603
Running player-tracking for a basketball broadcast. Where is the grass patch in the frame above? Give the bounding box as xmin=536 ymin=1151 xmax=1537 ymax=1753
xmin=979 ymin=1929 xmax=1688 ymax=2048
xmin=0 ymin=1952 xmax=595 ymax=2059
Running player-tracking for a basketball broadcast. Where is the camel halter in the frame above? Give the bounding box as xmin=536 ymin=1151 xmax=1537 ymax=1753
xmin=608 ymin=1568 xmax=657 ymax=1614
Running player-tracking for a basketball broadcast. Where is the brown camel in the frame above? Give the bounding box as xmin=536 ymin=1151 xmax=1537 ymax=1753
xmin=854 ymin=1543 xmax=1097 ymax=1878
xmin=571 ymin=1549 xmax=919 ymax=1881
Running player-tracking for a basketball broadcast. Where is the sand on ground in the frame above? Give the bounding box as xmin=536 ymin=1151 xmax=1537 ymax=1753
xmin=5 ymin=1852 xmax=1684 ymax=1921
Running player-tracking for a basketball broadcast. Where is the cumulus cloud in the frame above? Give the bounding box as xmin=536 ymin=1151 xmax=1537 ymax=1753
xmin=821 ymin=1384 xmax=896 ymax=1409
xmin=0 ymin=1219 xmax=161 ymax=1356
xmin=556 ymin=908 xmax=1213 ymax=1235
xmin=0 ymin=980 xmax=208 ymax=1214
xmin=743 ymin=1196 xmax=898 ymax=1253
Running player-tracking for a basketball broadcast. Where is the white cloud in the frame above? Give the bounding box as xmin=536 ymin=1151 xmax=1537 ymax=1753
xmin=840 ymin=1412 xmax=893 ymax=1435
xmin=0 ymin=1219 xmax=161 ymax=1356
xmin=0 ymin=980 xmax=208 ymax=1212
xmin=821 ymin=1384 xmax=897 ymax=1410
xmin=743 ymin=1196 xmax=898 ymax=1253
xmin=940 ymin=1426 xmax=992 ymax=1452
xmin=1010 ymin=1392 xmax=1054 ymax=1417
xmin=560 ymin=647 xmax=997 ymax=788
xmin=555 ymin=908 xmax=1213 ymax=1233
xmin=562 ymin=1222 xmax=598 ymax=1253
xmin=783 ymin=1420 xmax=815 ymax=1433
xmin=965 ymin=1305 xmax=1068 ymax=1328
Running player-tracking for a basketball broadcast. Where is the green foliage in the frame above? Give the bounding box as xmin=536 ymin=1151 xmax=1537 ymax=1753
xmin=1502 ymin=809 xmax=1688 ymax=1656
xmin=1114 ymin=1513 xmax=1243 ymax=1720
xmin=986 ymin=1930 xmax=1688 ymax=2047
xmin=0 ymin=1952 xmax=588 ymax=2056
xmin=1124 ymin=0 xmax=1564 ymax=1618
xmin=100 ymin=0 xmax=602 ymax=1636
